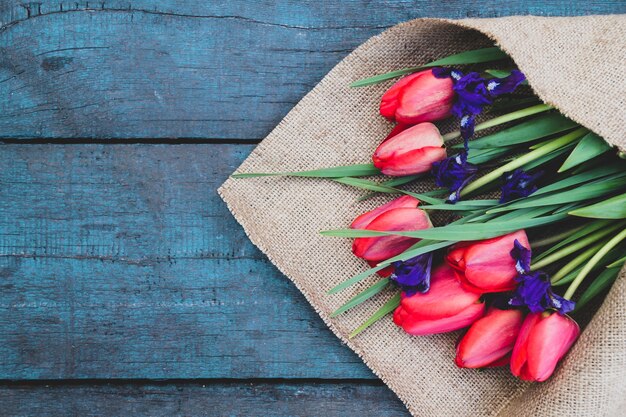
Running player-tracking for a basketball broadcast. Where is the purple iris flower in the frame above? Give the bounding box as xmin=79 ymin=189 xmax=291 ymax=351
xmin=433 ymin=68 xmax=526 ymax=144
xmin=431 ymin=151 xmax=478 ymax=203
xmin=510 ymin=239 xmax=532 ymax=275
xmin=508 ymin=271 xmax=575 ymax=315
xmin=500 ymin=169 xmax=543 ymax=203
xmin=507 ymin=239 xmax=575 ymax=315
xmin=390 ymin=253 xmax=433 ymax=296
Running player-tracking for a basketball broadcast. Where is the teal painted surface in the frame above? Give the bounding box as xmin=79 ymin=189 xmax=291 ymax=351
xmin=0 ymin=144 xmax=372 ymax=379
xmin=0 ymin=1 xmax=622 ymax=415
xmin=0 ymin=1 xmax=623 ymax=139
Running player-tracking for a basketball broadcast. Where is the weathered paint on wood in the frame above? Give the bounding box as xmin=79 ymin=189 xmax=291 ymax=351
xmin=0 ymin=381 xmax=410 ymax=416
xmin=0 ymin=1 xmax=623 ymax=139
xmin=0 ymin=144 xmax=373 ymax=379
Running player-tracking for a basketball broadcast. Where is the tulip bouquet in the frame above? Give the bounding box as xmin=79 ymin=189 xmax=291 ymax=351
xmin=234 ymin=46 xmax=626 ymax=382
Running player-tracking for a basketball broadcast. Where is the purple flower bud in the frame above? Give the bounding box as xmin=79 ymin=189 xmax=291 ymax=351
xmin=508 ymin=271 xmax=575 ymax=315
xmin=390 ymin=253 xmax=433 ymax=296
xmin=432 ymin=67 xmax=526 ymax=142
xmin=510 ymin=239 xmax=532 ymax=275
xmin=500 ymin=169 xmax=543 ymax=203
xmin=431 ymin=151 xmax=478 ymax=203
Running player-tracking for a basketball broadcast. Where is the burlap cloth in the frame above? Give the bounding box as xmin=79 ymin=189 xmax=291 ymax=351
xmin=219 ymin=16 xmax=626 ymax=417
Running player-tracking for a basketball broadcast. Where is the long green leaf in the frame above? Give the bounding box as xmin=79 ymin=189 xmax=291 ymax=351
xmin=533 ymin=164 xmax=626 ymax=197
xmin=558 ymin=132 xmax=613 ymax=172
xmin=379 ymin=240 xmax=457 ymax=265
xmin=330 ymin=279 xmax=390 ymax=317
xmin=569 ymin=193 xmax=626 ymax=219
xmin=349 ymin=293 xmax=401 ymax=338
xmin=350 ymin=47 xmax=508 ymax=87
xmin=520 ymin=144 xmax=576 ymax=171
xmin=327 ymin=264 xmax=388 ymax=294
xmin=533 ymin=220 xmax=611 ymax=263
xmin=357 ymin=175 xmax=422 ymax=201
xmin=466 ymin=147 xmax=512 ymax=164
xmin=487 ymin=175 xmax=626 ymax=214
xmin=460 ymin=113 xmax=578 ymax=150
xmin=574 ymin=267 xmax=621 ymax=311
xmin=322 ymin=213 xmax=568 ymax=241
xmin=232 ymin=163 xmax=380 ymax=178
xmin=334 ymin=177 xmax=443 ymax=205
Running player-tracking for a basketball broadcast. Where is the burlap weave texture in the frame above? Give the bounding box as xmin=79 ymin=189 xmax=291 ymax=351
xmin=219 ymin=16 xmax=626 ymax=417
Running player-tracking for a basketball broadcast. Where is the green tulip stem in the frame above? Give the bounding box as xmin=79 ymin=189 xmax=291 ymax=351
xmin=564 ymin=227 xmax=626 ymax=300
xmin=460 ymin=127 xmax=589 ymax=197
xmin=550 ymin=241 xmax=607 ymax=284
xmin=531 ymin=221 xmax=626 ymax=271
xmin=442 ymin=104 xmax=553 ymax=142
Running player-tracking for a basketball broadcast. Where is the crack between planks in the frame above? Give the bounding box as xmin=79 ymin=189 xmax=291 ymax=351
xmin=0 ymin=5 xmax=390 ymax=33
xmin=0 ymin=377 xmax=383 ymax=386
xmin=0 ymin=138 xmax=262 ymax=144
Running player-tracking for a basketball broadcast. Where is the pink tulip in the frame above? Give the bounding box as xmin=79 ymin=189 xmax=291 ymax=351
xmin=352 ymin=208 xmax=431 ymax=263
xmin=380 ymin=69 xmax=454 ymax=124
xmin=447 ymin=230 xmax=530 ymax=293
xmin=373 ymin=122 xmax=447 ymax=176
xmin=380 ymin=72 xmax=424 ymax=119
xmin=510 ymin=312 xmax=580 ymax=382
xmin=393 ymin=264 xmax=485 ymax=335
xmin=455 ymin=307 xmax=524 ymax=368
xmin=350 ymin=195 xmax=419 ymax=230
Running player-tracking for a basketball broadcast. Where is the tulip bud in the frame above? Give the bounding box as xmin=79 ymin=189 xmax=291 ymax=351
xmin=455 ymin=307 xmax=524 ymax=368
xmin=352 ymin=206 xmax=432 ymax=262
xmin=393 ymin=264 xmax=485 ymax=336
xmin=447 ymin=230 xmax=530 ymax=293
xmin=350 ymin=195 xmax=419 ymax=230
xmin=380 ymin=72 xmax=425 ymax=119
xmin=373 ymin=122 xmax=447 ymax=176
xmin=510 ymin=312 xmax=580 ymax=382
xmin=380 ymin=70 xmax=454 ymax=124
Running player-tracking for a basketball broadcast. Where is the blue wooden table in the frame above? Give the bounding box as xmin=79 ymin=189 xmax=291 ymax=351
xmin=0 ymin=1 xmax=623 ymax=415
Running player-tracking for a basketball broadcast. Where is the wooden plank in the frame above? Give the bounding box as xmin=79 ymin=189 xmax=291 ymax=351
xmin=0 ymin=1 xmax=622 ymax=139
xmin=0 ymin=380 xmax=410 ymax=416
xmin=0 ymin=143 xmax=374 ymax=379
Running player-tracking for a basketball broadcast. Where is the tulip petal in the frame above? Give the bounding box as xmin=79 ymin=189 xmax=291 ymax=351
xmin=373 ymin=123 xmax=447 ymax=176
xmin=510 ymin=312 xmax=543 ymax=378
xmin=350 ymin=195 xmax=419 ymax=230
xmin=352 ymin=208 xmax=431 ymax=262
xmin=525 ymin=313 xmax=579 ymax=382
xmin=396 ymin=71 xmax=454 ymax=124
xmin=455 ymin=308 xmax=523 ymax=368
xmin=396 ymin=264 xmax=482 ymax=320
xmin=380 ymin=72 xmax=425 ymax=119
xmin=382 ymin=123 xmax=412 ymax=143
xmin=395 ymin=299 xmax=484 ymax=336
xmin=455 ymin=231 xmax=530 ymax=293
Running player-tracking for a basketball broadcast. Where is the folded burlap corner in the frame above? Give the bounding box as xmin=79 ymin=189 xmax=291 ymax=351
xmin=219 ymin=16 xmax=626 ymax=417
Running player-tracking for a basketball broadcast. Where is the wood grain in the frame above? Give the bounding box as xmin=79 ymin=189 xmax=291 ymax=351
xmin=0 ymin=143 xmax=373 ymax=379
xmin=0 ymin=1 xmax=622 ymax=140
xmin=0 ymin=380 xmax=410 ymax=416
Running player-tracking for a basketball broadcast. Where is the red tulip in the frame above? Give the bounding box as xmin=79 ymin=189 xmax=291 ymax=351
xmin=350 ymin=195 xmax=419 ymax=230
xmin=510 ymin=312 xmax=580 ymax=382
xmin=393 ymin=264 xmax=485 ymax=335
xmin=379 ymin=69 xmax=454 ymax=124
xmin=455 ymin=307 xmax=524 ymax=369
xmin=373 ymin=122 xmax=447 ymax=176
xmin=351 ymin=196 xmax=432 ymax=263
xmin=380 ymin=72 xmax=424 ymax=119
xmin=447 ymin=230 xmax=530 ymax=293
